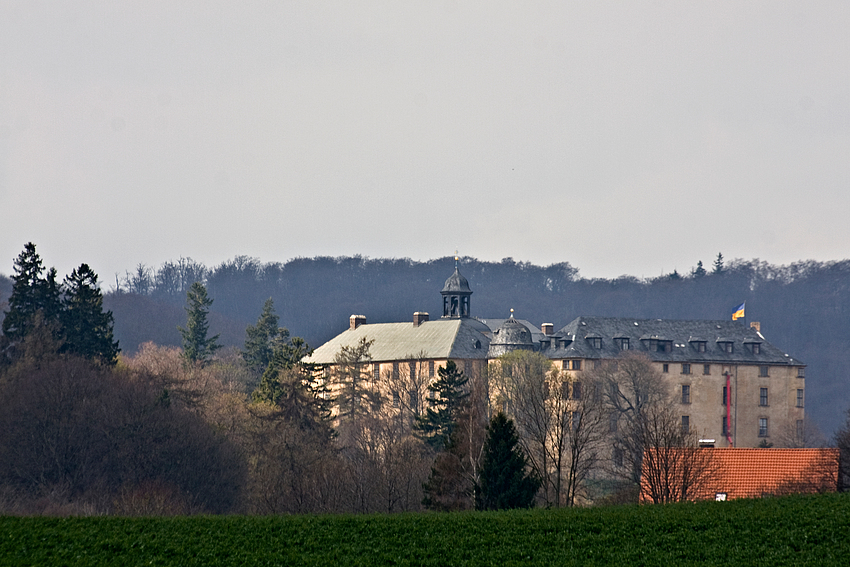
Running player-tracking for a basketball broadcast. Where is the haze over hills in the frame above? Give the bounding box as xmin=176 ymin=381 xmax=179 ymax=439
xmin=2 ymin=254 xmax=849 ymax=436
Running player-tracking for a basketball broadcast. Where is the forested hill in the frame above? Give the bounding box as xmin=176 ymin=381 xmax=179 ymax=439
xmin=3 ymin=256 xmax=850 ymax=434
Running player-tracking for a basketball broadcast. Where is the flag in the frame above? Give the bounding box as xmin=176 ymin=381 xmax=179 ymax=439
xmin=732 ymin=302 xmax=745 ymax=321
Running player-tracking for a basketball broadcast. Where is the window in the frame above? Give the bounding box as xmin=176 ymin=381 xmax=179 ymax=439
xmin=373 ymin=363 xmax=381 ymax=381
xmin=572 ymin=381 xmax=582 ymax=400
xmin=393 ymin=362 xmax=399 ymax=379
xmin=697 ymin=342 xmax=706 ymax=353
xmin=722 ymin=386 xmax=728 ymax=406
xmin=797 ymin=367 xmax=806 ymax=378
xmin=681 ymin=415 xmax=690 ymax=434
xmin=409 ymin=361 xmax=416 ymax=378
xmin=409 ymin=390 xmax=418 ymax=408
xmin=572 ymin=411 xmax=581 ymax=431
xmin=562 ymin=360 xmax=569 ymax=371
xmin=613 ymin=448 xmax=624 ymax=468
xmin=796 ymin=389 xmax=804 ymax=408
xmin=609 ymin=413 xmax=619 ymax=433
xmin=429 ymin=361 xmax=435 ymax=377
xmin=572 ymin=360 xmax=582 ymax=370
xmin=759 ymin=366 xmax=769 ymax=377
xmin=682 ymin=363 xmax=691 ymax=375
xmin=796 ymin=420 xmax=804 ymax=441
xmin=618 ymin=338 xmax=630 ymax=350
xmin=393 ymin=392 xmax=400 ymax=408
xmin=752 ymin=343 xmax=761 ymax=354
xmin=681 ymin=385 xmax=690 ymax=404
xmin=703 ymin=364 xmax=711 ymax=375
xmin=758 ymin=417 xmax=769 ymax=437
xmin=725 ymin=343 xmax=733 ymax=354
xmin=662 ymin=363 xmax=669 ymax=373
xmin=722 ymin=416 xmax=729 ymax=437
xmin=590 ymin=337 xmax=602 ymax=349
xmin=759 ymin=387 xmax=768 ymax=407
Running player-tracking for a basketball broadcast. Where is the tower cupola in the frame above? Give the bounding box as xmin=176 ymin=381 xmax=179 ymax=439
xmin=441 ymin=257 xmax=472 ymax=318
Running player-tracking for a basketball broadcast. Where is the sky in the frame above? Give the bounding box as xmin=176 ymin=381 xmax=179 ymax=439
xmin=1 ymin=1 xmax=848 ymax=286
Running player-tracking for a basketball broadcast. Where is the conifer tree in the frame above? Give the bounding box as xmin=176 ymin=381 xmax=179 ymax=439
xmin=252 ymin=336 xmax=313 ymax=405
xmin=416 ymin=360 xmax=468 ymax=450
xmin=713 ymin=252 xmax=725 ymax=275
xmin=61 ymin=263 xmax=119 ymax=365
xmin=2 ymin=243 xmax=62 ymax=342
xmin=692 ymin=260 xmax=706 ymax=278
xmin=178 ymin=282 xmax=220 ymax=365
xmin=475 ymin=412 xmax=540 ymax=510
xmin=243 ymin=298 xmax=284 ymax=376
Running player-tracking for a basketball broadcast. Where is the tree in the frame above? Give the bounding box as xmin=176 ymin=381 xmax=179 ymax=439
xmin=242 ymin=298 xmax=284 ymax=377
xmin=178 ymin=282 xmax=220 ymax=365
xmin=416 ymin=360 xmax=469 ymax=450
xmin=2 ymin=243 xmax=62 ymax=343
xmin=490 ymin=350 xmax=554 ymax=505
xmin=251 ymin=336 xmax=319 ymax=408
xmin=332 ymin=337 xmax=377 ymax=423
xmin=491 ymin=350 xmax=606 ymax=507
xmin=475 ymin=412 xmax=540 ymax=510
xmin=691 ymin=260 xmax=707 ymax=278
xmin=713 ymin=252 xmax=724 ymax=275
xmin=637 ymin=403 xmax=719 ymax=503
xmin=61 ymin=264 xmax=120 ymax=365
xmin=596 ymin=353 xmax=717 ymax=503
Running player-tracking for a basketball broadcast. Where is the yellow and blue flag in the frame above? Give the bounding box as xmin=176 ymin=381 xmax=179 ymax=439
xmin=732 ymin=302 xmax=745 ymax=321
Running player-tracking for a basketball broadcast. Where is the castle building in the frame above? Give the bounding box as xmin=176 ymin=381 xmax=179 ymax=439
xmin=305 ymin=263 xmax=806 ymax=448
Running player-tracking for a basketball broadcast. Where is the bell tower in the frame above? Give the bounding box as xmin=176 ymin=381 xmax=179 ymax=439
xmin=441 ymin=256 xmax=472 ymax=318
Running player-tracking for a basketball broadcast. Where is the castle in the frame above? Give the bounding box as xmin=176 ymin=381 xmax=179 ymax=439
xmin=306 ymin=262 xmax=806 ymax=448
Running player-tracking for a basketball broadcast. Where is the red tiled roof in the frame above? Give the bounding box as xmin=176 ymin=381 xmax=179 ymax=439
xmin=640 ymin=448 xmax=838 ymax=502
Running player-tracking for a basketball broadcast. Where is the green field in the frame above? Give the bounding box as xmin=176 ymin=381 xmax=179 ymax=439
xmin=2 ymin=493 xmax=849 ymax=566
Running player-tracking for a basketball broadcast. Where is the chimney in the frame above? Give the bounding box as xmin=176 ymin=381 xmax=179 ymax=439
xmin=750 ymin=321 xmax=761 ymax=333
xmin=541 ymin=323 xmax=554 ymax=335
xmin=413 ymin=312 xmax=429 ymax=327
xmin=350 ymin=314 xmax=366 ymax=330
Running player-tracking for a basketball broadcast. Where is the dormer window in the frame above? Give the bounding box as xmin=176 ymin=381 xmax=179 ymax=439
xmin=717 ymin=341 xmax=733 ymax=354
xmin=587 ymin=336 xmax=602 ymax=349
xmin=615 ymin=337 xmax=630 ymax=350
xmin=752 ymin=343 xmax=760 ymax=354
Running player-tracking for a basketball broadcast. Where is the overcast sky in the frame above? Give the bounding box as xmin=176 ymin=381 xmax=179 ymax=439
xmin=1 ymin=1 xmax=848 ymax=286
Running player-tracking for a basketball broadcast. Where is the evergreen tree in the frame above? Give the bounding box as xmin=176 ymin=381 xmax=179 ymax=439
xmin=252 ymin=336 xmax=315 ymax=405
xmin=178 ymin=282 xmax=220 ymax=365
xmin=2 ymin=243 xmax=62 ymax=342
xmin=713 ymin=252 xmax=725 ymax=275
xmin=61 ymin=263 xmax=120 ymax=365
xmin=415 ymin=360 xmax=468 ymax=450
xmin=242 ymin=298 xmax=285 ymax=376
xmin=332 ymin=336 xmax=377 ymax=421
xmin=691 ymin=260 xmax=706 ymax=278
xmin=475 ymin=412 xmax=540 ymax=510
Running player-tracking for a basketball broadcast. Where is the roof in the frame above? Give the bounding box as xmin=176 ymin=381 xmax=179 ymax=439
xmin=640 ymin=448 xmax=838 ymax=501
xmin=305 ymin=318 xmax=490 ymax=364
xmin=441 ymin=267 xmax=471 ymax=294
xmin=555 ymin=317 xmax=803 ymax=365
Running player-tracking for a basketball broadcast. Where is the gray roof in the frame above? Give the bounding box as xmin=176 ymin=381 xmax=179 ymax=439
xmin=441 ymin=267 xmax=472 ymax=294
xmin=305 ymin=318 xmax=490 ymax=364
xmin=552 ymin=317 xmax=803 ymax=365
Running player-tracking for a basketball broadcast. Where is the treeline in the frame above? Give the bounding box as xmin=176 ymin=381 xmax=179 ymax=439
xmin=1 ymin=245 xmax=849 ymax=515
xmin=95 ymin=254 xmax=850 ymax=434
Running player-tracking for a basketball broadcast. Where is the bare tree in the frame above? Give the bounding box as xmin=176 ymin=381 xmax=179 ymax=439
xmin=490 ymin=351 xmax=553 ymax=505
xmin=637 ymin=403 xmax=719 ymax=503
xmin=590 ymin=353 xmax=718 ymax=503
xmin=490 ymin=350 xmax=607 ymax=507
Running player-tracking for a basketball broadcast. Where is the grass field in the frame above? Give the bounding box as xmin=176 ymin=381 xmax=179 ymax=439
xmin=1 ymin=492 xmax=849 ymax=566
